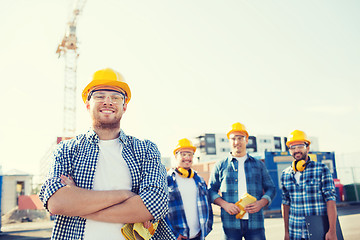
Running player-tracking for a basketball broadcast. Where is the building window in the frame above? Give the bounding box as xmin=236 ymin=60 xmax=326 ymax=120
xmin=274 ymin=136 xmax=281 ymax=149
xmin=206 ymin=137 xmax=215 ymax=144
xmin=206 ymin=147 xmax=216 ymax=154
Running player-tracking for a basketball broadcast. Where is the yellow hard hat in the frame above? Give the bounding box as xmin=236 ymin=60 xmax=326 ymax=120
xmin=227 ymin=122 xmax=249 ymax=139
xmin=81 ymin=68 xmax=131 ymax=103
xmin=286 ymin=130 xmax=311 ymax=147
xmin=173 ymin=138 xmax=196 ymax=155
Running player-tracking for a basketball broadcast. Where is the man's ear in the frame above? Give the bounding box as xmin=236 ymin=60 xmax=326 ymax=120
xmin=86 ymin=101 xmax=90 ymax=110
xmin=123 ymin=102 xmax=128 ymax=112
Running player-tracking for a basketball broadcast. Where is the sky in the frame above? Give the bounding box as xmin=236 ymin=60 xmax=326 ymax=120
xmin=0 ymin=0 xmax=359 ymax=177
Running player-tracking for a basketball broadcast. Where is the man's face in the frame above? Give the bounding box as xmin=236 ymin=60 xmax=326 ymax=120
xmin=175 ymin=148 xmax=194 ymax=170
xmin=229 ymin=132 xmax=248 ymax=157
xmin=289 ymin=141 xmax=309 ymax=161
xmin=86 ymin=89 xmax=127 ymax=130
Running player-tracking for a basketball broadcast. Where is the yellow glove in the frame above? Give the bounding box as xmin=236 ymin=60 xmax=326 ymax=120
xmin=235 ymin=193 xmax=257 ymax=219
xmin=121 ymin=221 xmax=159 ymax=240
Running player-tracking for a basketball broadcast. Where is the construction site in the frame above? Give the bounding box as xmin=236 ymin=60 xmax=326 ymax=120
xmin=1 ymin=0 xmax=360 ymax=239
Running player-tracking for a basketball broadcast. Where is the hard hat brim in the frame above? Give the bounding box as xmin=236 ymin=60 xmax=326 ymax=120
xmin=286 ymin=139 xmax=311 ymax=147
xmin=227 ymin=130 xmax=249 ymax=139
xmin=173 ymin=146 xmax=197 ymax=156
xmin=82 ymin=79 xmax=131 ymax=103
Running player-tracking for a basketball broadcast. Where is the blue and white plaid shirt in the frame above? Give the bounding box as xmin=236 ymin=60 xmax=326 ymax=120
xmin=208 ymin=154 xmax=276 ymax=230
xmin=39 ymin=129 xmax=175 ymax=240
xmin=281 ymin=160 xmax=336 ymax=240
xmin=167 ymin=169 xmax=213 ymax=239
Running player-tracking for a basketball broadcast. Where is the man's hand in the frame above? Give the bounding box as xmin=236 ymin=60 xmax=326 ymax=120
xmin=222 ymin=202 xmax=241 ymax=215
xmin=60 ymin=175 xmax=76 ymax=186
xmin=244 ymin=198 xmax=268 ymax=214
xmin=177 ymin=234 xmax=187 ymax=240
xmin=325 ymin=229 xmax=337 ymax=240
xmin=284 ymin=230 xmax=290 ymax=240
xmin=143 ymin=221 xmax=152 ymax=229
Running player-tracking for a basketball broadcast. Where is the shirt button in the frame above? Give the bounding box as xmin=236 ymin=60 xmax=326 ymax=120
xmin=235 ymin=179 xmax=238 ymax=182
xmin=235 ymin=190 xmax=238 ymax=193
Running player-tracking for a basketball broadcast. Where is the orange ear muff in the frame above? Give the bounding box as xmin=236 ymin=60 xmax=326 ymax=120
xmin=292 ymin=160 xmax=307 ymax=172
xmin=175 ymin=167 xmax=194 ymax=178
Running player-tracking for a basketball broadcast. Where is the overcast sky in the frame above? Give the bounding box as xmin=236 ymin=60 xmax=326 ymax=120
xmin=1 ymin=0 xmax=359 ymax=176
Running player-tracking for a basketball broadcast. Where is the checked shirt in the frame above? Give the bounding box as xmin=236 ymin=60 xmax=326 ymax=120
xmin=167 ymin=169 xmax=213 ymax=240
xmin=281 ymin=160 xmax=336 ymax=240
xmin=39 ymin=129 xmax=175 ymax=240
xmin=208 ymin=154 xmax=276 ymax=230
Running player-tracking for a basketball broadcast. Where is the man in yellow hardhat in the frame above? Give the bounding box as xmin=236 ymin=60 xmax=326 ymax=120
xmin=166 ymin=138 xmax=213 ymax=240
xmin=281 ymin=130 xmax=337 ymax=240
xmin=39 ymin=68 xmax=175 ymax=240
xmin=208 ymin=122 xmax=276 ymax=240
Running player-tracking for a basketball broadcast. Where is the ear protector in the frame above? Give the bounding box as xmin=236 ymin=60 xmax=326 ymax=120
xmin=175 ymin=167 xmax=194 ymax=178
xmin=292 ymin=160 xmax=310 ymax=172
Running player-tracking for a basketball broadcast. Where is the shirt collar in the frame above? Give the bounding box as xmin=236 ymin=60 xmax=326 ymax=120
xmin=229 ymin=153 xmax=249 ymax=162
xmin=85 ymin=128 xmax=128 ymax=146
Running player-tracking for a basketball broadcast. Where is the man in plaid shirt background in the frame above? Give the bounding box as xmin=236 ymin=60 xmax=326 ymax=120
xmin=208 ymin=122 xmax=276 ymax=240
xmin=281 ymin=130 xmax=337 ymax=240
xmin=167 ymin=138 xmax=213 ymax=240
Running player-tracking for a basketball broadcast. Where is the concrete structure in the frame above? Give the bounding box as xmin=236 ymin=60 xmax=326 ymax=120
xmin=1 ymin=169 xmax=33 ymax=215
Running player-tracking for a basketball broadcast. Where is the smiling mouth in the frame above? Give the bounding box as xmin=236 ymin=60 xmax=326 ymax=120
xmin=100 ymin=109 xmax=115 ymax=113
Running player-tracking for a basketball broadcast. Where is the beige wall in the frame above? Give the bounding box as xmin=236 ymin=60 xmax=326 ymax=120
xmin=1 ymin=175 xmax=32 ymax=214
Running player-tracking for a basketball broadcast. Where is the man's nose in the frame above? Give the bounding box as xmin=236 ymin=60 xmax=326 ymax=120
xmin=103 ymin=96 xmax=113 ymax=105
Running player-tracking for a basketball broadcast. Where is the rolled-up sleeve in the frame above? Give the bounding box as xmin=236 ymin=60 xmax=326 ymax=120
xmin=138 ymin=141 xmax=169 ymax=221
xmin=260 ymin=161 xmax=276 ymax=205
xmin=208 ymin=162 xmax=222 ymax=203
xmin=321 ymin=165 xmax=336 ymax=202
xmin=38 ymin=143 xmax=67 ymax=210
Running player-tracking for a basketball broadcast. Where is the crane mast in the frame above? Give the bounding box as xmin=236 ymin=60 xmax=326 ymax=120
xmin=56 ymin=0 xmax=87 ymax=137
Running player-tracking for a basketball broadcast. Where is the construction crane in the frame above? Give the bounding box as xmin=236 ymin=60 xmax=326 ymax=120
xmin=56 ymin=0 xmax=87 ymax=138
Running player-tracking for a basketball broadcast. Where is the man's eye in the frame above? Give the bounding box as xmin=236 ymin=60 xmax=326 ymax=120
xmin=112 ymin=96 xmax=122 ymax=100
xmin=95 ymin=95 xmax=105 ymax=99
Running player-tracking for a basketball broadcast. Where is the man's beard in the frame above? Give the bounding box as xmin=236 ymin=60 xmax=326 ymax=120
xmin=93 ymin=116 xmax=121 ymax=130
xmin=94 ymin=121 xmax=120 ymax=130
xmin=293 ymin=152 xmax=307 ymax=161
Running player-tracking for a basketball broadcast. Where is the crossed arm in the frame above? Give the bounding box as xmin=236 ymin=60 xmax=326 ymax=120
xmin=47 ymin=175 xmax=154 ymax=223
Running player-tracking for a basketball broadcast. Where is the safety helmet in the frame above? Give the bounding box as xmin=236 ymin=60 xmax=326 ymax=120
xmin=173 ymin=138 xmax=196 ymax=155
xmin=227 ymin=122 xmax=249 ymax=139
xmin=82 ymin=68 xmax=131 ymax=103
xmin=286 ymin=130 xmax=311 ymax=147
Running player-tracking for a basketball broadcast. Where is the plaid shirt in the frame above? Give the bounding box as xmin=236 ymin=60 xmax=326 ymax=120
xmin=281 ymin=160 xmax=336 ymax=240
xmin=208 ymin=154 xmax=276 ymax=230
xmin=167 ymin=169 xmax=213 ymax=239
xmin=39 ymin=129 xmax=175 ymax=240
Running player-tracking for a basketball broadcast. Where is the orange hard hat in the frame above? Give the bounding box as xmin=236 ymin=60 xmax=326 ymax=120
xmin=82 ymin=68 xmax=131 ymax=103
xmin=173 ymin=138 xmax=196 ymax=155
xmin=286 ymin=130 xmax=311 ymax=147
xmin=227 ymin=122 xmax=249 ymax=139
